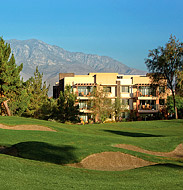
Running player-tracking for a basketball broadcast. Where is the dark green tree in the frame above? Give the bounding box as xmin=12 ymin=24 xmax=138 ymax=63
xmin=145 ymin=35 xmax=183 ymax=119
xmin=176 ymin=70 xmax=183 ymax=96
xmin=57 ymin=85 xmax=79 ymax=122
xmin=24 ymin=66 xmax=49 ymax=118
xmin=167 ymin=95 xmax=183 ymax=119
xmin=38 ymin=97 xmax=58 ymax=120
xmin=10 ymin=80 xmax=31 ymax=116
xmin=0 ymin=37 xmax=23 ymax=115
xmin=114 ymin=97 xmax=122 ymax=121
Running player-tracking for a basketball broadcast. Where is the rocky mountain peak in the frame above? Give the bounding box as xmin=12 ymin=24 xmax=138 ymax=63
xmin=6 ymin=39 xmax=147 ymax=96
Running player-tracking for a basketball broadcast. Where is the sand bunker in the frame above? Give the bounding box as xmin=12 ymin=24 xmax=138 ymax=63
xmin=0 ymin=124 xmax=56 ymax=132
xmin=68 ymin=143 xmax=183 ymax=171
xmin=68 ymin=152 xmax=156 ymax=171
xmin=114 ymin=144 xmax=183 ymax=158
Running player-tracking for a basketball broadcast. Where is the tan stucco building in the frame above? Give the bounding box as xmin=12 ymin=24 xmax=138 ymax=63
xmin=53 ymin=73 xmax=169 ymax=122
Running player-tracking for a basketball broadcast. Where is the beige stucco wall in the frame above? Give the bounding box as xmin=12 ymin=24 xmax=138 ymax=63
xmin=121 ymin=93 xmax=131 ymax=98
xmin=64 ymin=76 xmax=94 ymax=86
xmin=111 ymin=87 xmax=116 ymax=96
xmin=122 ymin=75 xmax=143 ymax=79
xmin=132 ymin=76 xmax=152 ymax=85
xmin=75 ymin=75 xmax=92 ymax=78
xmin=93 ymin=73 xmax=118 ymax=85
xmin=118 ymin=79 xmax=132 ymax=85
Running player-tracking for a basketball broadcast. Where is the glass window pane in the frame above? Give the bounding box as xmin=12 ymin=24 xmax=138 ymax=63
xmin=122 ymin=86 xmax=129 ymax=92
xmin=78 ymin=86 xmax=93 ymax=96
xmin=103 ymin=86 xmax=111 ymax=92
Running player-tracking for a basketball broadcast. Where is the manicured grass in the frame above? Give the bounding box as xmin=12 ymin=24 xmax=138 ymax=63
xmin=0 ymin=116 xmax=183 ymax=189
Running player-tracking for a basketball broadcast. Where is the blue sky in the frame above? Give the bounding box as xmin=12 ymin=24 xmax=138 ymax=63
xmin=1 ymin=0 xmax=183 ymax=71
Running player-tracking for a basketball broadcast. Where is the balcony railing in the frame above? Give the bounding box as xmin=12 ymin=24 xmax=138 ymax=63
xmin=133 ymin=91 xmax=158 ymax=98
xmin=78 ymin=92 xmax=92 ymax=97
xmin=79 ymin=106 xmax=91 ymax=110
xmin=138 ymin=104 xmax=159 ymax=111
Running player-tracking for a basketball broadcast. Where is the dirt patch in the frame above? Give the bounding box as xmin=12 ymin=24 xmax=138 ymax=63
xmin=0 ymin=124 xmax=56 ymax=132
xmin=68 ymin=152 xmax=156 ymax=171
xmin=114 ymin=144 xmax=183 ymax=158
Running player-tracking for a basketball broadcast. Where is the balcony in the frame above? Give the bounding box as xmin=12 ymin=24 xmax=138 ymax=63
xmin=77 ymin=86 xmax=94 ymax=97
xmin=78 ymin=101 xmax=92 ymax=113
xmin=132 ymin=91 xmax=158 ymax=99
xmin=79 ymin=107 xmax=93 ymax=113
xmin=138 ymin=104 xmax=159 ymax=113
xmin=78 ymin=91 xmax=92 ymax=97
xmin=79 ymin=106 xmax=91 ymax=110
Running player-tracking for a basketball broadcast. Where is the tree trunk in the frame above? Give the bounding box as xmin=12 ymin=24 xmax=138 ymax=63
xmin=172 ymin=90 xmax=178 ymax=119
xmin=3 ymin=100 xmax=11 ymax=116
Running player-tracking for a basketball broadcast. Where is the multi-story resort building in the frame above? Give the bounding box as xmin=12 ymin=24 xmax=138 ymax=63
xmin=53 ymin=73 xmax=169 ymax=122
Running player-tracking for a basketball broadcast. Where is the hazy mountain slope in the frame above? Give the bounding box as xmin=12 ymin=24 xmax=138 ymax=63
xmin=7 ymin=39 xmax=146 ymax=96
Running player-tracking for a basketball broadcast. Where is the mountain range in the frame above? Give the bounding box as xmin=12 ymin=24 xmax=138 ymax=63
xmin=7 ymin=39 xmax=147 ymax=96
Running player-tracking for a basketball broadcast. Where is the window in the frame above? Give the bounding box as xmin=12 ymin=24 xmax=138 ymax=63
xmin=117 ymin=76 xmax=123 ymax=79
xmin=79 ymin=101 xmax=87 ymax=109
xmin=103 ymin=86 xmax=111 ymax=92
xmin=122 ymin=86 xmax=129 ymax=93
xmin=139 ymin=86 xmax=156 ymax=96
xmin=79 ymin=101 xmax=90 ymax=109
xmin=121 ymin=99 xmax=129 ymax=105
xmin=78 ymin=86 xmax=93 ymax=96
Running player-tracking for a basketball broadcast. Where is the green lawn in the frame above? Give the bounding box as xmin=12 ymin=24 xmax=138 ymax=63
xmin=0 ymin=116 xmax=183 ymax=189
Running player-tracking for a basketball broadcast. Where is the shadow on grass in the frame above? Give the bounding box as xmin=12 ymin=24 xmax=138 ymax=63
xmin=104 ymin=130 xmax=164 ymax=137
xmin=150 ymin=163 xmax=183 ymax=169
xmin=160 ymin=120 xmax=183 ymax=124
xmin=13 ymin=141 xmax=78 ymax=164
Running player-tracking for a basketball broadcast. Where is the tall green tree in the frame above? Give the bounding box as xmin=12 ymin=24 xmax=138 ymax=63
xmin=24 ymin=66 xmax=49 ymax=118
xmin=9 ymin=79 xmax=31 ymax=116
xmin=145 ymin=35 xmax=183 ymax=119
xmin=176 ymin=70 xmax=183 ymax=96
xmin=114 ymin=98 xmax=129 ymax=121
xmin=56 ymin=85 xmax=79 ymax=122
xmin=114 ymin=97 xmax=122 ymax=121
xmin=167 ymin=95 xmax=183 ymax=119
xmin=89 ymin=87 xmax=113 ymax=123
xmin=0 ymin=37 xmax=23 ymax=115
